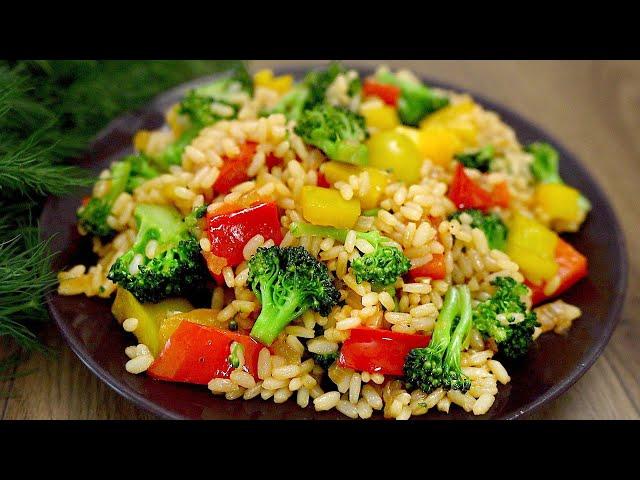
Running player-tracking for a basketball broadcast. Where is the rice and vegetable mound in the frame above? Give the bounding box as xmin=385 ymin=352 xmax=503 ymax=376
xmin=58 ymin=63 xmax=589 ymax=419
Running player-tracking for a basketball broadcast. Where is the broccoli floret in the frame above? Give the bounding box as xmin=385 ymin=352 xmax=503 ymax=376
xmin=473 ymin=276 xmax=539 ymax=360
xmin=526 ymin=142 xmax=591 ymax=214
xmin=289 ymin=222 xmax=410 ymax=288
xmin=179 ymin=91 xmax=238 ymax=126
xmin=78 ymin=160 xmax=131 ymax=238
xmin=311 ymin=351 xmax=339 ymax=370
xmin=303 ymin=62 xmax=361 ymax=110
xmin=193 ymin=63 xmax=253 ymax=99
xmin=247 ymin=245 xmax=341 ymax=345
xmin=454 ymin=145 xmax=495 ymax=173
xmin=449 ymin=209 xmax=508 ymax=251
xmin=294 ymin=104 xmax=369 ymax=165
xmin=125 ymin=154 xmax=161 ymax=192
xmin=107 ymin=204 xmax=208 ymax=303
xmin=526 ymin=142 xmax=562 ymax=184
xmin=260 ymin=83 xmax=310 ymax=121
xmin=154 ymin=125 xmax=201 ymax=170
xmin=404 ymin=285 xmax=473 ymax=393
xmin=376 ymin=70 xmax=449 ymax=127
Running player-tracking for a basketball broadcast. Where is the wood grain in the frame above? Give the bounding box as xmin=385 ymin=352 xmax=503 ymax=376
xmin=2 ymin=60 xmax=638 ymax=420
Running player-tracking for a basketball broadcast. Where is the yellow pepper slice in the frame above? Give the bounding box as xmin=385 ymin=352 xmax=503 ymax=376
xmin=505 ymin=213 xmax=559 ymax=284
xmin=535 ymin=183 xmax=581 ymax=223
xmin=158 ymin=309 xmax=221 ymax=350
xmin=420 ymin=98 xmax=478 ymax=147
xmin=360 ymin=103 xmax=400 ymax=131
xmin=417 ymin=125 xmax=463 ymax=167
xmin=320 ymin=162 xmax=390 ymax=210
xmin=253 ymin=69 xmax=293 ymax=94
xmin=301 ymin=185 xmax=361 ymax=228
xmin=165 ymin=103 xmax=185 ymax=137
xmin=133 ymin=130 xmax=151 ymax=153
xmin=367 ymin=130 xmax=423 ymax=184
xmin=111 ymin=287 xmax=193 ymax=356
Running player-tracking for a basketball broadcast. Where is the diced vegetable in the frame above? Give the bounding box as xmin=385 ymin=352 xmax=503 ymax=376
xmin=417 ymin=125 xmax=463 ymax=167
xmin=301 ymin=185 xmax=361 ymax=228
xmin=448 ymin=163 xmax=510 ymax=211
xmin=449 ymin=209 xmax=508 ymax=251
xmin=319 ymin=161 xmax=390 ymax=210
xmin=111 ymin=287 xmax=193 ymax=356
xmin=535 ymin=183 xmax=582 ymax=223
xmin=206 ymin=201 xmax=283 ymax=268
xmin=527 ymin=238 xmax=587 ymax=305
xmin=338 ymin=327 xmax=431 ymax=375
xmin=419 ymin=98 xmax=478 ymax=147
xmin=393 ymin=125 xmax=421 ymax=146
xmin=360 ymin=102 xmax=400 ymax=131
xmin=316 ymin=171 xmax=330 ymax=188
xmin=362 ymin=78 xmax=401 ymax=106
xmin=375 ymin=70 xmax=449 ymax=127
xmin=148 ymin=321 xmax=262 ymax=385
xmin=253 ymin=69 xmax=293 ymax=94
xmin=158 ymin=308 xmax=221 ymax=349
xmin=454 ymin=145 xmax=494 ymax=173
xmin=408 ymin=254 xmax=446 ymax=280
xmin=213 ymin=141 xmax=258 ymax=194
xmin=505 ymin=212 xmax=559 ymax=284
xmin=367 ymin=130 xmax=423 ymax=184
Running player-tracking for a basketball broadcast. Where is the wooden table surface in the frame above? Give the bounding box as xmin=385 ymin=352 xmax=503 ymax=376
xmin=2 ymin=60 xmax=638 ymax=420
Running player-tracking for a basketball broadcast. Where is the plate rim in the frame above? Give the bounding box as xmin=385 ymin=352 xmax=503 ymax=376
xmin=44 ymin=64 xmax=629 ymax=420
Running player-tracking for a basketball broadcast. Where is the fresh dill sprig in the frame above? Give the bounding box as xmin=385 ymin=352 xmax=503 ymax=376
xmin=0 ymin=60 xmax=243 ymax=359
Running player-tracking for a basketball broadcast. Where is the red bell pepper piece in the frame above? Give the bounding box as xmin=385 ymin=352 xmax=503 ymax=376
xmin=81 ymin=195 xmax=91 ymax=207
xmin=491 ymin=181 xmax=510 ymax=208
xmin=148 ymin=321 xmax=263 ymax=385
xmin=408 ymin=254 xmax=446 ymax=280
xmin=265 ymin=152 xmax=282 ymax=169
xmin=213 ymin=142 xmax=258 ymax=194
xmin=207 ymin=201 xmax=283 ymax=268
xmin=449 ymin=163 xmax=510 ymax=211
xmin=527 ymin=238 xmax=588 ymax=305
xmin=363 ymin=78 xmax=401 ymax=107
xmin=338 ymin=327 xmax=431 ymax=376
xmin=316 ymin=172 xmax=330 ymax=188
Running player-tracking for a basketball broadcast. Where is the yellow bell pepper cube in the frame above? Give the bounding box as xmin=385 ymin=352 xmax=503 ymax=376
xmin=112 ymin=287 xmax=193 ymax=356
xmin=165 ymin=103 xmax=185 ymax=137
xmin=360 ymin=103 xmax=400 ymax=131
xmin=320 ymin=162 xmax=390 ymax=210
xmin=535 ymin=183 xmax=581 ymax=223
xmin=158 ymin=309 xmax=221 ymax=350
xmin=133 ymin=130 xmax=151 ymax=153
xmin=420 ymin=98 xmax=478 ymax=147
xmin=505 ymin=213 xmax=559 ymax=284
xmin=301 ymin=185 xmax=361 ymax=228
xmin=253 ymin=69 xmax=293 ymax=94
xmin=417 ymin=125 xmax=463 ymax=167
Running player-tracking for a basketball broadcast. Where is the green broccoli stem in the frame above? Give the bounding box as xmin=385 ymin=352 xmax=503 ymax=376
xmin=443 ymin=285 xmax=472 ymax=374
xmin=289 ymin=222 xmax=349 ymax=243
xmin=430 ymin=286 xmax=461 ymax=355
xmin=250 ymin=293 xmax=304 ymax=346
xmin=331 ymin=141 xmax=368 ymax=166
xmin=106 ymin=160 xmax=132 ymax=204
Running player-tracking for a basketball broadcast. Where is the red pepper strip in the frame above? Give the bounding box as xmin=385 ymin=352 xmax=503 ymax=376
xmin=448 ymin=163 xmax=510 ymax=211
xmin=363 ymin=78 xmax=401 ymax=107
xmin=207 ymin=201 xmax=283 ymax=268
xmin=213 ymin=142 xmax=258 ymax=194
xmin=408 ymin=254 xmax=446 ymax=280
xmin=316 ymin=172 xmax=330 ymax=188
xmin=148 ymin=321 xmax=262 ymax=385
xmin=338 ymin=327 xmax=431 ymax=376
xmin=527 ymin=238 xmax=588 ymax=305
xmin=491 ymin=181 xmax=510 ymax=208
xmin=81 ymin=195 xmax=91 ymax=207
xmin=265 ymin=152 xmax=282 ymax=169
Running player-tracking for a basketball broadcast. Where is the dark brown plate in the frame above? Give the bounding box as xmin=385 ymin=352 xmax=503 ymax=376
xmin=42 ymin=66 xmax=628 ymax=419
